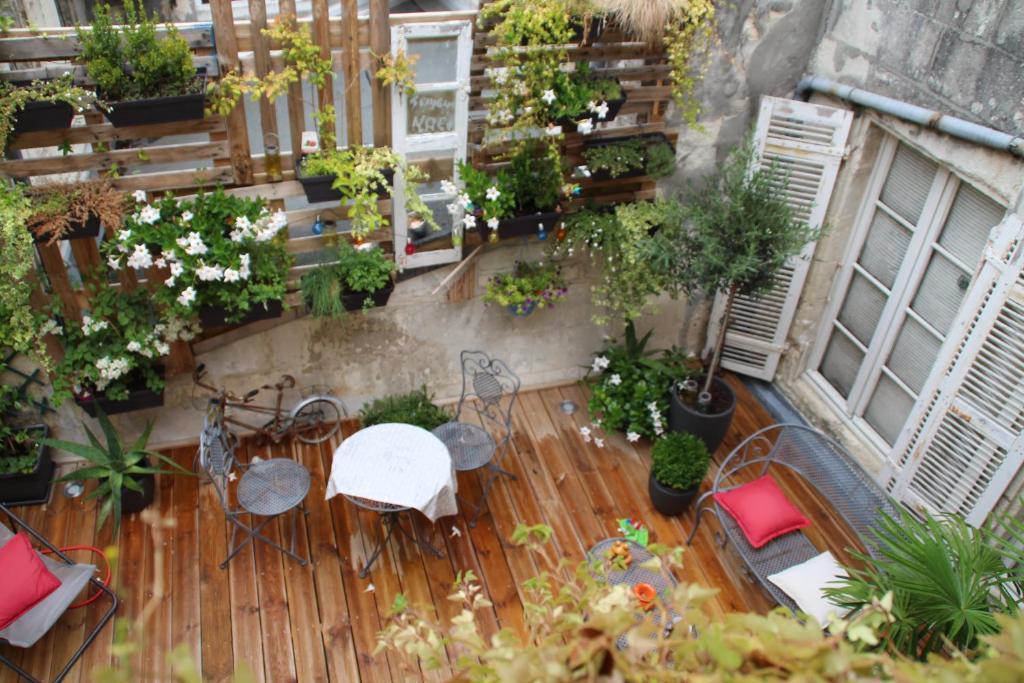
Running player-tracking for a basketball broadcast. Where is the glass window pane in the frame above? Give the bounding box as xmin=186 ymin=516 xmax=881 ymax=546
xmin=880 ymin=143 xmax=937 ymax=225
xmin=838 ymin=272 xmax=887 ymax=345
xmin=864 ymin=373 xmax=915 ymax=445
xmin=408 ymin=155 xmax=455 ymax=195
xmin=938 ymin=183 xmax=1004 ymax=266
xmin=409 ymin=198 xmax=456 ymax=247
xmin=820 ymin=330 xmax=864 ymax=399
xmin=912 ymin=251 xmax=969 ymax=335
xmin=886 ymin=316 xmax=942 ymax=394
xmin=859 ymin=208 xmax=912 ymax=289
xmin=407 ymin=37 xmax=457 ymax=84
xmin=407 ymin=91 xmax=456 ymax=136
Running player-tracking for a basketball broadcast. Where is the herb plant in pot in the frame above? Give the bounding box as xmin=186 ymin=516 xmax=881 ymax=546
xmin=77 ymin=0 xmax=204 ymax=127
xmin=482 ymin=260 xmax=567 ymax=317
xmin=0 ymin=383 xmax=52 ymax=506
xmin=105 ymin=188 xmax=293 ymax=328
xmin=648 ymin=431 xmax=709 ymax=516
xmin=301 ymin=241 xmax=397 ymax=318
xmin=651 ymin=143 xmax=818 ymax=453
xmin=580 ymin=133 xmax=676 ymax=181
xmin=41 ymin=406 xmax=188 ymax=535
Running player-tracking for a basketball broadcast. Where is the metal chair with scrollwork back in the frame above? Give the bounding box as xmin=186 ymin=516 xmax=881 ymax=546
xmin=432 ymin=350 xmax=521 ymax=527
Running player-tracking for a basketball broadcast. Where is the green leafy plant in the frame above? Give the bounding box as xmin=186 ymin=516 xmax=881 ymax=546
xmin=552 ymin=199 xmax=682 ymax=324
xmin=359 ymin=386 xmax=451 ymax=431
xmin=301 ymin=242 xmax=396 ymax=318
xmin=651 ymin=142 xmax=819 ymax=401
xmin=25 ymin=179 xmax=126 ymax=244
xmin=103 ymin=188 xmax=293 ymax=325
xmin=825 ymin=505 xmax=1023 ymax=659
xmin=0 ymin=380 xmax=39 ymax=476
xmin=42 ymin=406 xmax=188 ymax=535
xmin=482 ymin=260 xmax=567 ymax=315
xmin=376 ymin=523 xmax=1024 ymax=681
xmin=375 ymin=48 xmax=419 ymax=97
xmin=585 ymin=322 xmax=697 ymax=439
xmin=77 ymin=0 xmax=197 ymax=103
xmin=48 ymin=281 xmax=189 ymax=405
xmin=582 ymin=137 xmax=676 ymax=179
xmin=650 ymin=431 xmax=709 ymax=490
xmin=0 ymin=181 xmax=48 ymax=364
xmin=0 ymin=74 xmax=96 ymax=153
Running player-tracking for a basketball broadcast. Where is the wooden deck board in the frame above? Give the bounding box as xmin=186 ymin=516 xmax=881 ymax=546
xmin=1 ymin=377 xmax=869 ymax=682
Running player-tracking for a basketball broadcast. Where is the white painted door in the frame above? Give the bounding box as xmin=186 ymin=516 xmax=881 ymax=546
xmin=704 ymin=96 xmax=852 ymax=380
xmin=390 ymin=20 xmax=472 ymax=270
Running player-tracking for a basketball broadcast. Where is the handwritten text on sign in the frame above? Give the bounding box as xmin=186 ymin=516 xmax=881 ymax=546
xmin=409 ymin=92 xmax=456 ymax=135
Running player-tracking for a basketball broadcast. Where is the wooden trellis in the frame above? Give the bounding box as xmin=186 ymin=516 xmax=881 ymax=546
xmin=0 ymin=1 xmax=678 ymax=373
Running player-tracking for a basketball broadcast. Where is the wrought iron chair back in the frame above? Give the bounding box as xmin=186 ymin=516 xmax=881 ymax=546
xmin=454 ymin=350 xmax=520 ymax=447
xmin=199 ymin=409 xmax=241 ymax=512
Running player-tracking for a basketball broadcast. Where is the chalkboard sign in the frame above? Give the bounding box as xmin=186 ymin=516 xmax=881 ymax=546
xmin=408 ymin=92 xmax=456 ymax=135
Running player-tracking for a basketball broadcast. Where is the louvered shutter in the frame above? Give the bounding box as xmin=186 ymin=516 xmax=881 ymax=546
xmin=704 ymin=97 xmax=853 ymax=380
xmin=889 ymin=214 xmax=1024 ymax=526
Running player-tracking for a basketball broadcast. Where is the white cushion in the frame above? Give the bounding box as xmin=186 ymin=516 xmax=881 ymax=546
xmin=767 ymin=551 xmax=848 ymax=625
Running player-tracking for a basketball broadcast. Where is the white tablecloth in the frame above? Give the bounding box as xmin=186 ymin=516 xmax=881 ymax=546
xmin=325 ymin=423 xmax=457 ymax=522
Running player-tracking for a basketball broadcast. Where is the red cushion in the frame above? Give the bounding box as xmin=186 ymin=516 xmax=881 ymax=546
xmin=713 ymin=475 xmax=810 ymax=548
xmin=0 ymin=532 xmax=61 ymax=629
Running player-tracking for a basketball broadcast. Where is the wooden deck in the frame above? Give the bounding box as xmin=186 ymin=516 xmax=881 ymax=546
xmin=1 ymin=376 xmax=864 ymax=683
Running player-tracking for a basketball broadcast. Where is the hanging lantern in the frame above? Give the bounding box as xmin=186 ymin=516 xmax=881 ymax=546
xmin=488 ymin=230 xmax=500 ymax=244
xmin=312 ymin=214 xmax=324 ymax=235
xmin=556 ymin=223 xmax=567 ymax=241
xmin=405 ymin=241 xmax=416 ymax=255
xmin=537 ymin=222 xmax=547 ymax=241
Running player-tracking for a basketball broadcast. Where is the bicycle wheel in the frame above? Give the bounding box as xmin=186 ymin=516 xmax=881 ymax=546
xmin=290 ymin=395 xmax=345 ymax=444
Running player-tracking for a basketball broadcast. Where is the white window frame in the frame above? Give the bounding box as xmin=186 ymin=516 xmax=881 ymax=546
xmin=806 ymin=131 xmax=1006 ymax=463
xmin=390 ymin=20 xmax=472 ymax=270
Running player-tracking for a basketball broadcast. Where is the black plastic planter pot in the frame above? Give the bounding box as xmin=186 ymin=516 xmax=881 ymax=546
xmin=296 ymin=159 xmax=395 ymax=204
xmin=120 ymin=463 xmax=156 ymax=515
xmin=669 ymin=377 xmax=736 ymax=455
xmin=340 ymin=281 xmax=395 ymax=312
xmin=582 ymin=133 xmax=672 ymax=182
xmin=557 ymin=82 xmax=627 ymax=129
xmin=102 ymin=73 xmax=207 ymax=127
xmin=13 ymin=100 xmax=75 ymax=135
xmin=480 ymin=210 xmax=562 ymax=242
xmin=31 ymin=213 xmax=102 ymax=244
xmin=0 ymin=426 xmax=53 ymax=506
xmin=648 ymin=472 xmax=699 ymax=517
xmin=198 ymin=299 xmax=284 ymax=328
xmin=75 ymin=369 xmax=165 ymax=417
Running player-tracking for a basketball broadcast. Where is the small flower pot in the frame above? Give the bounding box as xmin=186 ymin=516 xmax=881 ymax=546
xmin=13 ymin=100 xmax=75 ymax=135
xmin=668 ymin=376 xmax=736 ymax=455
xmin=0 ymin=426 xmax=53 ymax=506
xmin=295 ymin=158 xmax=394 ymax=204
xmin=340 ymin=280 xmax=395 ymax=312
xmin=648 ymin=472 xmax=699 ymax=517
xmin=120 ymin=457 xmax=156 ymax=514
xmin=506 ymin=301 xmax=536 ymax=317
xmin=101 ymin=71 xmax=207 ymax=128
xmin=479 ymin=210 xmax=561 ymax=242
xmin=30 ymin=213 xmax=102 ymax=244
xmin=74 ymin=368 xmax=165 ymax=417
xmin=582 ymin=133 xmax=672 ymax=182
xmin=197 ymin=299 xmax=284 ymax=328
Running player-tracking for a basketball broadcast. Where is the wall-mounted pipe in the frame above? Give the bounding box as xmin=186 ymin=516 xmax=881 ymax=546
xmin=796 ymin=75 xmax=1024 ymax=159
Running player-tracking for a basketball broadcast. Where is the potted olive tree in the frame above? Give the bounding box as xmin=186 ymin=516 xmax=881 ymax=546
xmin=648 ymin=432 xmax=709 ymax=516
xmin=654 ymin=143 xmax=818 ymax=453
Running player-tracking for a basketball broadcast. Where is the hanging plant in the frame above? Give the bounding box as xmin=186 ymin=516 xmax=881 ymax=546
xmin=375 ymin=49 xmax=420 ymax=97
xmin=482 ymin=260 xmax=568 ymax=316
xmin=0 ymin=74 xmax=96 ymax=154
xmin=0 ymin=182 xmax=49 ymax=366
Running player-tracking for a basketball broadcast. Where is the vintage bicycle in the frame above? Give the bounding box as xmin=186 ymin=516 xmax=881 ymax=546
xmin=192 ymin=363 xmax=347 ymax=447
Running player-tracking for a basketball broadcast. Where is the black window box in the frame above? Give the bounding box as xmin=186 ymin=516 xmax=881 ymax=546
xmin=480 ymin=210 xmax=562 ymax=242
xmin=198 ymin=299 xmax=284 ymax=328
xmin=13 ymin=100 xmax=75 ymax=135
xmin=581 ymin=132 xmax=672 ymax=182
xmin=31 ymin=213 xmax=102 ymax=244
xmin=0 ymin=426 xmax=53 ymax=506
xmin=557 ymin=80 xmax=627 ymax=129
xmin=74 ymin=368 xmax=165 ymax=417
xmin=102 ymin=71 xmax=207 ymax=128
xmin=340 ymin=280 xmax=395 ymax=312
xmin=295 ymin=157 xmax=394 ymax=204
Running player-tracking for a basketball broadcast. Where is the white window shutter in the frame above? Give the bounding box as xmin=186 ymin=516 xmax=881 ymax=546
xmin=889 ymin=214 xmax=1024 ymax=526
xmin=704 ymin=96 xmax=853 ymax=380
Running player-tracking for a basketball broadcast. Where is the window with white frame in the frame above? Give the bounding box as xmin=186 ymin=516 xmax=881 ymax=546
xmin=810 ymin=136 xmax=1006 ymax=452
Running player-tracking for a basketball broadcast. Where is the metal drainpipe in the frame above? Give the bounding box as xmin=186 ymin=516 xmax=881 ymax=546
xmin=795 ymin=74 xmax=1024 ymax=159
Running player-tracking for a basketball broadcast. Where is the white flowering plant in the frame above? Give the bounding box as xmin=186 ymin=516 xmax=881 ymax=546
xmin=103 ymin=188 xmax=293 ymax=325
xmin=585 ymin=322 xmax=697 ymax=440
xmin=48 ymin=282 xmax=196 ymax=404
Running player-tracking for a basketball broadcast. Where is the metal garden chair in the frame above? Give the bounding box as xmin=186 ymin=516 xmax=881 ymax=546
xmin=199 ymin=409 xmax=310 ymax=569
xmin=0 ymin=504 xmax=118 ymax=683
xmin=432 ymin=350 xmax=521 ymax=527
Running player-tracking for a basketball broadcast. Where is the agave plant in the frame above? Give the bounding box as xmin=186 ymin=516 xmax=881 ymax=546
xmin=825 ymin=505 xmax=1023 ymax=659
xmin=41 ymin=406 xmax=187 ymax=535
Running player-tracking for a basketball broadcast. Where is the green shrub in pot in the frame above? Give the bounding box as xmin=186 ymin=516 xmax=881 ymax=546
xmin=650 ymin=432 xmax=709 ymax=490
xmin=301 ymin=242 xmax=396 ymax=318
xmin=359 ymin=386 xmax=451 ymax=431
